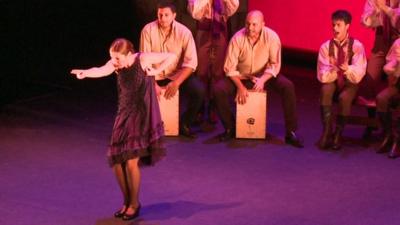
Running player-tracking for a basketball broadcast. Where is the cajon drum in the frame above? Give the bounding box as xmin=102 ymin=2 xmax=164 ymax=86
xmin=236 ymin=90 xmax=267 ymax=139
xmin=158 ymin=88 xmax=179 ymax=136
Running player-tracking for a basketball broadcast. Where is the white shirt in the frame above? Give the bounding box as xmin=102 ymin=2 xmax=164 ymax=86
xmin=317 ymin=38 xmax=367 ymax=84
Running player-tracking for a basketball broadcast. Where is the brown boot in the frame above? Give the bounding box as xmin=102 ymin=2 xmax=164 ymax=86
xmin=389 ymin=117 xmax=400 ymax=158
xmin=332 ymin=115 xmax=347 ymax=150
xmin=389 ymin=140 xmax=400 ymax=158
xmin=318 ymin=106 xmax=332 ymax=149
xmin=376 ymin=112 xmax=392 ymax=154
xmin=362 ymin=107 xmax=377 ymax=139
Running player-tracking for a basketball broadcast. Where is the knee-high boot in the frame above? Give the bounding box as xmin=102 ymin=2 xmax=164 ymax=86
xmin=389 ymin=117 xmax=400 ymax=158
xmin=332 ymin=115 xmax=347 ymax=150
xmin=377 ymin=112 xmax=393 ymax=153
xmin=318 ymin=106 xmax=332 ymax=149
xmin=362 ymin=107 xmax=377 ymax=139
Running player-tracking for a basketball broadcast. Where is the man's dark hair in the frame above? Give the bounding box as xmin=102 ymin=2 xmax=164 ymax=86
xmin=157 ymin=0 xmax=177 ymax=13
xmin=332 ymin=10 xmax=352 ymax=24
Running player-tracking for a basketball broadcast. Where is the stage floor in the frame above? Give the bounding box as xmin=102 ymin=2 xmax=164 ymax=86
xmin=1 ymin=68 xmax=399 ymax=225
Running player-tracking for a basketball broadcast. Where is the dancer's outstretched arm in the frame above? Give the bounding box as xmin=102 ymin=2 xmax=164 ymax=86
xmin=71 ymin=60 xmax=115 ymax=79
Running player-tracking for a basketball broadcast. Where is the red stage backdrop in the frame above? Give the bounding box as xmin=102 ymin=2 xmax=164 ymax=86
xmin=248 ymin=0 xmax=374 ymax=55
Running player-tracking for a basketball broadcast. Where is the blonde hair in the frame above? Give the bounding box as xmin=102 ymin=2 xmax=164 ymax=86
xmin=109 ymin=38 xmax=135 ymax=55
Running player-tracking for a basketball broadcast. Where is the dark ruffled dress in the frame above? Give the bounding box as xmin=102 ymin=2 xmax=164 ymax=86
xmin=107 ymin=54 xmax=165 ymax=167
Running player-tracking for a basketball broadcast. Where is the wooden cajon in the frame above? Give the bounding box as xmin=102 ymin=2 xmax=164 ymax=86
xmin=158 ymin=88 xmax=179 ymax=136
xmin=236 ymin=90 xmax=267 ymax=139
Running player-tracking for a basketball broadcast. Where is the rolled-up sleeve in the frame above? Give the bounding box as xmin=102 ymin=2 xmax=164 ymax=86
xmin=361 ymin=0 xmax=400 ymax=29
xmin=263 ymin=32 xmax=281 ymax=78
xmin=317 ymin=42 xmax=338 ymax=83
xmin=224 ymin=37 xmax=241 ymax=77
xmin=389 ymin=7 xmax=400 ymax=28
xmin=384 ymin=38 xmax=400 ymax=77
xmin=181 ymin=31 xmax=198 ymax=71
xmin=187 ymin=0 xmax=208 ymax=20
xmin=223 ymin=0 xmax=239 ymax=17
xmin=139 ymin=24 xmax=152 ymax=52
xmin=361 ymin=0 xmax=382 ymax=28
xmin=345 ymin=40 xmax=367 ymax=84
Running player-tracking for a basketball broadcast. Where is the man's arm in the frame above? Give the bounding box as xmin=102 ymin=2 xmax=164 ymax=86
xmin=384 ymin=38 xmax=400 ymax=85
xmin=224 ymin=33 xmax=250 ymax=104
xmin=343 ymin=40 xmax=367 ymax=84
xmin=164 ymin=67 xmax=193 ymax=99
xmin=187 ymin=0 xmax=208 ymax=20
xmin=230 ymin=76 xmax=248 ymax=105
xmin=253 ymin=29 xmax=281 ymax=91
xmin=361 ymin=0 xmax=382 ymax=28
xmin=223 ymin=0 xmax=240 ymax=17
xmin=139 ymin=24 xmax=152 ymax=52
xmin=373 ymin=0 xmax=400 ymax=28
xmin=164 ymin=26 xmax=198 ymax=99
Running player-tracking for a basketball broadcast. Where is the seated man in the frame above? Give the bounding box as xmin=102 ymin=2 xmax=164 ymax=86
xmin=358 ymin=0 xmax=400 ymax=138
xmin=317 ymin=10 xmax=367 ymax=150
xmin=360 ymin=0 xmax=400 ymax=101
xmin=140 ymin=1 xmax=205 ymax=138
xmin=376 ymin=37 xmax=400 ymax=158
xmin=212 ymin=10 xmax=303 ymax=148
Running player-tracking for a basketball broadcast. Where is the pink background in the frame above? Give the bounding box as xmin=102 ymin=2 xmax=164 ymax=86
xmin=248 ymin=0 xmax=375 ymax=55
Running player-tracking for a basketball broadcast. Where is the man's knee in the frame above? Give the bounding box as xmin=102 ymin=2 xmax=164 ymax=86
xmin=338 ymin=95 xmax=353 ymax=108
xmin=212 ymin=79 xmax=231 ymax=99
xmin=320 ymin=94 xmax=333 ymax=105
xmin=376 ymin=93 xmax=389 ymax=109
xmin=192 ymin=83 xmax=206 ymax=99
xmin=281 ymin=79 xmax=296 ymax=96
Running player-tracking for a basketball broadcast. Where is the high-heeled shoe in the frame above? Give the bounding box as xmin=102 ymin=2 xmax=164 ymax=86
xmin=122 ymin=204 xmax=141 ymax=221
xmin=113 ymin=205 xmax=127 ymax=218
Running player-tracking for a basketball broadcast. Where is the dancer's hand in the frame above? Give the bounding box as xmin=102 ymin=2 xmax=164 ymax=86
xmin=70 ymin=69 xmax=86 ymax=79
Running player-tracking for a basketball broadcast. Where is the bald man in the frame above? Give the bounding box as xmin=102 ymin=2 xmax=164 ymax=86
xmin=212 ymin=10 xmax=303 ymax=147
